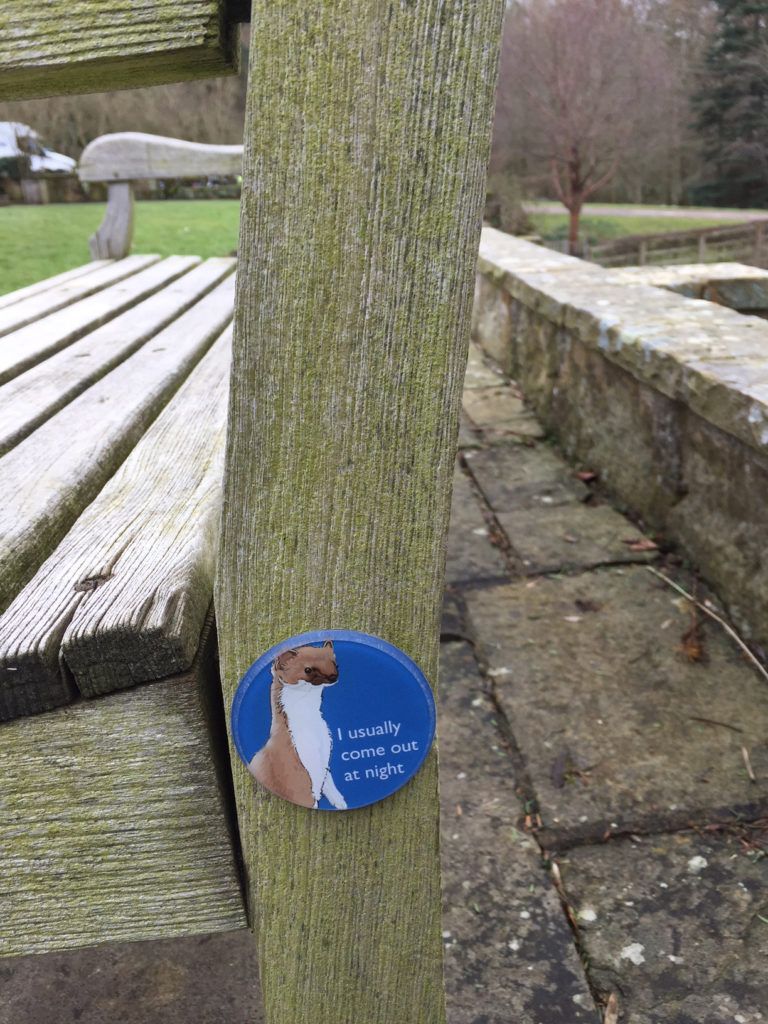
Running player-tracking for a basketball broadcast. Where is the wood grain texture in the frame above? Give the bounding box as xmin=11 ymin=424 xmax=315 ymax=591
xmin=0 ymin=254 xmax=196 ymax=387
xmin=216 ymin=4 xmax=504 ymax=1022
xmin=0 ymin=330 xmax=231 ymax=715
xmin=0 ymin=274 xmax=235 ymax=685
xmin=0 ymin=260 xmax=112 ymax=311
xmin=80 ymin=132 xmax=243 ymax=183
xmin=0 ymin=257 xmax=234 ymax=457
xmin=90 ymin=181 xmax=134 ymax=259
xmin=65 ymin=332 xmax=230 ymax=694
xmin=0 ymin=253 xmax=157 ymax=339
xmin=0 ymin=618 xmax=246 ymax=957
xmin=0 ymin=1 xmax=239 ymax=101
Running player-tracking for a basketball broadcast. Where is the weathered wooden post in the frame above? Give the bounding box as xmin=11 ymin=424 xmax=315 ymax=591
xmin=216 ymin=2 xmax=503 ymax=1022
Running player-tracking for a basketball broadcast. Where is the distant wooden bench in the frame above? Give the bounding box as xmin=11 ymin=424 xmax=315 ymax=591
xmin=78 ymin=132 xmax=243 ymax=259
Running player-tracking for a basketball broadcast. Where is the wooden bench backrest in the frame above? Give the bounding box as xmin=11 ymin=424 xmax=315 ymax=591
xmin=79 ymin=132 xmax=243 ymax=183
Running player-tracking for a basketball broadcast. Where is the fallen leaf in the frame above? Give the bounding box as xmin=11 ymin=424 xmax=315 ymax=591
xmin=624 ymin=537 xmax=658 ymax=552
xmin=576 ymin=470 xmax=598 ymax=482
xmin=604 ymin=992 xmax=619 ymax=1024
xmin=551 ymin=751 xmax=569 ymax=789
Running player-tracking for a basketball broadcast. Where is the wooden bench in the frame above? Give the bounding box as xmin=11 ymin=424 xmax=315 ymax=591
xmin=1 ymin=146 xmax=250 ymax=952
xmin=0 ymin=250 xmax=242 ymax=952
xmin=0 ymin=5 xmax=505 ymax=1022
xmin=79 ymin=132 xmax=243 ymax=259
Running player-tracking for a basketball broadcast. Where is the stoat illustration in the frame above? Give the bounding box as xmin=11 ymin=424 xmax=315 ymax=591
xmin=248 ymin=640 xmax=347 ymax=810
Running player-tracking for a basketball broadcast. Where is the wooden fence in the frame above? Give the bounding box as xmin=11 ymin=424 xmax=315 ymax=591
xmin=588 ymin=218 xmax=768 ymax=268
xmin=546 ymin=218 xmax=768 ymax=268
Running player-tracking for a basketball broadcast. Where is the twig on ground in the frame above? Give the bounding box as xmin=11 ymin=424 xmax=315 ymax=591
xmin=742 ymin=745 xmax=757 ymax=784
xmin=688 ymin=716 xmax=744 ymax=734
xmin=604 ymin=992 xmax=619 ymax=1024
xmin=646 ymin=566 xmax=768 ymax=686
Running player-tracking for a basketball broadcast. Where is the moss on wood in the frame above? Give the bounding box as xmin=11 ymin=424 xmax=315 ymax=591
xmin=216 ymin=2 xmax=504 ymax=1022
xmin=0 ymin=1 xmax=239 ymax=100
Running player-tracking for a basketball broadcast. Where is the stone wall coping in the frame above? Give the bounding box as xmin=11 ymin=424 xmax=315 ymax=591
xmin=478 ymin=227 xmax=768 ymax=455
xmin=604 ymin=263 xmax=768 ymax=309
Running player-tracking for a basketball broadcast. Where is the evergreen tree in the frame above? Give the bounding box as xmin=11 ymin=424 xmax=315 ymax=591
xmin=694 ymin=0 xmax=768 ymax=207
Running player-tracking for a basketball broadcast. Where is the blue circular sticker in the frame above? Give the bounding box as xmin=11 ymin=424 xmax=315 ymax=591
xmin=231 ymin=629 xmax=436 ymax=811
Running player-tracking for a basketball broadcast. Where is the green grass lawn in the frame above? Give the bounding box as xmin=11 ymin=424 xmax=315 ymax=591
xmin=528 ymin=212 xmax=742 ymax=245
xmin=0 ymin=200 xmax=240 ymax=295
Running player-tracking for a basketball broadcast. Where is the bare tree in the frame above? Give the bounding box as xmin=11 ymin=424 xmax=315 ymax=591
xmin=494 ymin=0 xmax=679 ymax=250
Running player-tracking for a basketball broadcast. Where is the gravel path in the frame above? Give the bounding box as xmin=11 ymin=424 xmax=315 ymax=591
xmin=525 ymin=201 xmax=768 ymax=222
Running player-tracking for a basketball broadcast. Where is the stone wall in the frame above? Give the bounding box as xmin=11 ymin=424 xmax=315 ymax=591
xmin=473 ymin=228 xmax=768 ymax=649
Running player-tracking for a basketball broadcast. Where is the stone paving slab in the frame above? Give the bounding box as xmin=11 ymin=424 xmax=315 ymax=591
xmin=466 ymin=566 xmax=768 ymax=841
xmin=464 ymin=444 xmax=589 ymax=512
xmin=446 ymin=467 xmax=507 ymax=586
xmin=442 ymin=591 xmax=471 ymax=642
xmin=462 ymin=386 xmax=545 ymax=439
xmin=439 ymin=641 xmax=597 ymax=1024
xmin=458 ymin=412 xmax=482 ymax=450
xmin=496 ymin=503 xmax=658 ymax=576
xmin=560 ymin=827 xmax=768 ymax=1023
xmin=465 ymin=341 xmax=506 ymax=389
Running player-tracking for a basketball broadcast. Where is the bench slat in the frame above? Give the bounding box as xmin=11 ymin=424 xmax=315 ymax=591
xmin=0 ymin=253 xmax=159 ymax=339
xmin=0 ymin=330 xmax=230 ymax=713
xmin=0 ymin=619 xmax=245 ymax=957
xmin=0 ymin=257 xmax=235 ymax=457
xmin=0 ymin=276 xmax=235 ymax=703
xmin=66 ymin=333 xmax=230 ymax=695
xmin=0 ymin=255 xmax=196 ymax=386
xmin=0 ymin=260 xmax=113 ymax=311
